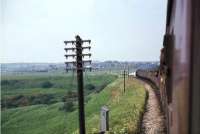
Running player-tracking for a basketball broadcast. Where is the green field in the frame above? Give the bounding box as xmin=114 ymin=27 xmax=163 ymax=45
xmin=1 ymin=73 xmax=146 ymax=134
xmin=1 ymin=73 xmax=117 ymax=108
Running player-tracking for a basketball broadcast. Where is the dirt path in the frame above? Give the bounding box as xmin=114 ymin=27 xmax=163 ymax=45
xmin=141 ymin=83 xmax=166 ymax=134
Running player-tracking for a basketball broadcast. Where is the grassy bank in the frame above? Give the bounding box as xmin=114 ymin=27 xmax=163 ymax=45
xmin=85 ymin=78 xmax=146 ymax=133
xmin=1 ymin=74 xmax=117 ymax=108
xmin=2 ymin=78 xmax=146 ymax=134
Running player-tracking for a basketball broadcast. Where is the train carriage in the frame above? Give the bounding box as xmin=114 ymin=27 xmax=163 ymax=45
xmin=136 ymin=0 xmax=200 ymax=133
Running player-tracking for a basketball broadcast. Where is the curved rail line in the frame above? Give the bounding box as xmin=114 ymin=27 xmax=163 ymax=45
xmin=135 ymin=78 xmax=166 ymax=134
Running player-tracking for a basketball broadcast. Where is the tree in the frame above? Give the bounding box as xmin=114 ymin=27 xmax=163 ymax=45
xmin=85 ymin=84 xmax=95 ymax=90
xmin=62 ymin=91 xmax=77 ymax=102
xmin=61 ymin=100 xmax=74 ymax=112
xmin=41 ymin=81 xmax=53 ymax=88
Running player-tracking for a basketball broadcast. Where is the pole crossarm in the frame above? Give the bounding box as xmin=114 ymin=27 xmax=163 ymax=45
xmin=64 ymin=40 xmax=91 ymax=45
xmin=64 ymin=47 xmax=76 ymax=51
xmin=65 ymin=67 xmax=92 ymax=71
xmin=64 ymin=40 xmax=76 ymax=44
xmin=79 ymin=53 xmax=91 ymax=57
xmin=65 ymin=54 xmax=76 ymax=57
xmin=82 ymin=46 xmax=91 ymax=50
xmin=65 ymin=60 xmax=92 ymax=65
xmin=65 ymin=54 xmax=91 ymax=58
xmin=64 ymin=46 xmax=91 ymax=52
xmin=81 ymin=39 xmax=91 ymax=44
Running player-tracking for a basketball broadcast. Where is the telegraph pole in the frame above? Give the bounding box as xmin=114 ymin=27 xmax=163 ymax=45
xmin=127 ymin=66 xmax=129 ymax=79
xmin=123 ymin=70 xmax=126 ymax=93
xmin=121 ymin=70 xmax=128 ymax=93
xmin=64 ymin=35 xmax=91 ymax=134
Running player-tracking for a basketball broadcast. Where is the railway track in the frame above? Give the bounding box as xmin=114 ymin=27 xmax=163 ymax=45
xmin=140 ymin=81 xmax=166 ymax=134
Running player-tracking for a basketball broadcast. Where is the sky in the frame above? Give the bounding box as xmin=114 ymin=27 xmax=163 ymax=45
xmin=0 ymin=0 xmax=167 ymax=63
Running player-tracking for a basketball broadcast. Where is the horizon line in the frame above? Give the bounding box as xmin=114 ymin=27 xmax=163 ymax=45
xmin=0 ymin=60 xmax=159 ymax=64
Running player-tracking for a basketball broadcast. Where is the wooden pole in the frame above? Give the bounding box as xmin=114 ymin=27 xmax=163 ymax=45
xmin=124 ymin=70 xmax=126 ymax=93
xmin=76 ymin=35 xmax=86 ymax=134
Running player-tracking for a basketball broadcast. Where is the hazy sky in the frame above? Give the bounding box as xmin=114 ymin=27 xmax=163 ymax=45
xmin=0 ymin=0 xmax=167 ymax=63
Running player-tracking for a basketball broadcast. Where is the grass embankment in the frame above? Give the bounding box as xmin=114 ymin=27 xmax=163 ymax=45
xmin=85 ymin=78 xmax=146 ymax=133
xmin=2 ymin=78 xmax=146 ymax=134
xmin=1 ymin=74 xmax=116 ymax=98
xmin=1 ymin=74 xmax=117 ymax=108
